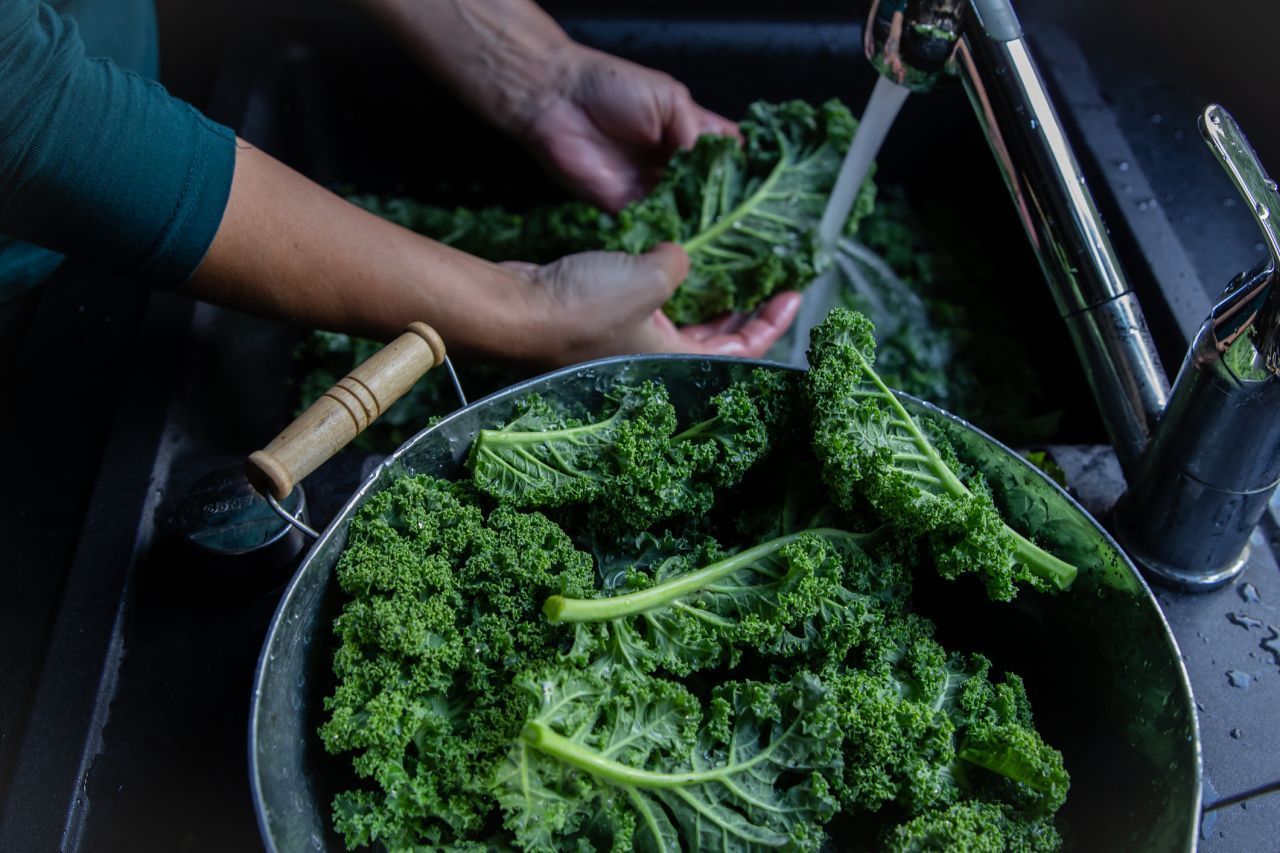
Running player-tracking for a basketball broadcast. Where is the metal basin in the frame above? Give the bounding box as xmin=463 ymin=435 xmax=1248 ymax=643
xmin=249 ymin=355 xmax=1200 ymax=852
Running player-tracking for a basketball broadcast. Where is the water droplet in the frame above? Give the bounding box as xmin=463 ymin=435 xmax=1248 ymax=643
xmin=1224 ymin=197 xmax=1238 ymax=208
xmin=1239 ymin=582 xmax=1261 ymax=603
xmin=1255 ymin=202 xmax=1270 ymax=220
xmin=1228 ymin=612 xmax=1265 ymax=630
xmin=1174 ymin=128 xmax=1185 ymax=140
xmin=1230 ymin=728 xmax=1243 ymax=739
xmin=1210 ymin=113 xmax=1223 ymax=125
xmin=1261 ymin=628 xmax=1280 ymax=666
xmin=1151 ymin=113 xmax=1165 ymax=124
xmin=1029 ymin=119 xmax=1039 ymax=130
xmin=1258 ymin=242 xmax=1268 ymax=253
xmin=1267 ymin=179 xmax=1279 ymax=192
xmin=1226 ymin=670 xmax=1252 ymax=689
xmin=1117 ymin=160 xmax=1131 ymax=172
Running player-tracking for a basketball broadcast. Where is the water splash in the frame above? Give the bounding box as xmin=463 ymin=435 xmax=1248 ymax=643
xmin=790 ymin=76 xmax=910 ymax=365
xmin=1238 ymin=582 xmax=1261 ymax=603
xmin=818 ymin=76 xmax=911 ymax=249
xmin=1226 ymin=670 xmax=1252 ymax=689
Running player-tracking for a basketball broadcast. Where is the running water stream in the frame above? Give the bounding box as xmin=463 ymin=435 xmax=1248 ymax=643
xmin=787 ymin=75 xmax=912 ymax=364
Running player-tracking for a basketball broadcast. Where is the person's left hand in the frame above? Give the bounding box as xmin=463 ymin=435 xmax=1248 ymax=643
xmin=524 ymin=47 xmax=739 ymax=212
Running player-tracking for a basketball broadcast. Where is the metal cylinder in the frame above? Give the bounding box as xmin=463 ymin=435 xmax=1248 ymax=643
xmin=1116 ymin=263 xmax=1280 ymax=589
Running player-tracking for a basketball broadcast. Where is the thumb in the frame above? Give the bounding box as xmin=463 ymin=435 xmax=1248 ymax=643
xmin=636 ymin=242 xmax=690 ymax=299
xmin=542 ymin=242 xmax=689 ymax=314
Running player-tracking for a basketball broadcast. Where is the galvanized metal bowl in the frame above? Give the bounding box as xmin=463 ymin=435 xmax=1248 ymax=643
xmin=249 ymin=355 xmax=1201 ymax=852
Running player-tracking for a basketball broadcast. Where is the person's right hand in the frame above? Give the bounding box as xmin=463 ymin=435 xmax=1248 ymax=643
xmin=506 ymin=243 xmax=801 ymax=366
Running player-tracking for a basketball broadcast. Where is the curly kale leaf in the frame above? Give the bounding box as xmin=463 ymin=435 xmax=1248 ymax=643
xmin=467 ymin=383 xmax=675 ymax=509
xmin=832 ymin=609 xmax=1068 ymax=820
xmin=319 ymin=475 xmax=596 ymax=849
xmin=805 ymin=308 xmax=1077 ymax=600
xmin=886 ymin=800 xmax=1063 ymax=852
xmin=640 ymin=99 xmax=876 ymax=324
xmin=468 ymin=370 xmax=793 ymax=531
xmin=546 ymin=527 xmax=890 ymax=677
xmin=496 ymin=670 xmax=840 ymax=852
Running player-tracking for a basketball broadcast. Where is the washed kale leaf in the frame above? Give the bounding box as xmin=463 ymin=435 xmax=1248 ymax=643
xmin=632 ymin=99 xmax=876 ymax=324
xmin=885 ymin=800 xmax=1062 ymax=852
xmin=834 ymin=609 xmax=1069 ymax=820
xmin=319 ymin=475 xmax=596 ymax=849
xmin=805 ymin=308 xmax=1077 ymax=600
xmin=495 ymin=669 xmax=840 ymax=852
xmin=468 ymin=370 xmax=796 ymax=531
xmin=546 ymin=527 xmax=893 ymax=677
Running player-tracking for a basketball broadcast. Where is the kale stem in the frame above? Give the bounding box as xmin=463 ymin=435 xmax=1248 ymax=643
xmin=521 ymin=722 xmax=728 ymax=788
xmin=851 ymin=347 xmax=970 ymax=500
xmin=681 ymin=145 xmax=789 ymax=256
xmin=1008 ymin=529 xmax=1078 ymax=590
xmin=543 ymin=528 xmax=850 ymax=623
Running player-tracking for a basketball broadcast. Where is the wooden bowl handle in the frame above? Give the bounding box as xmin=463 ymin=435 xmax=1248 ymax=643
xmin=246 ymin=322 xmax=446 ymax=500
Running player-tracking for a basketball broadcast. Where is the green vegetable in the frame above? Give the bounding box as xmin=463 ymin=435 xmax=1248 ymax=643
xmin=886 ymin=800 xmax=1062 ymax=852
xmin=319 ymin=344 xmax=1071 ymax=851
xmin=834 ymin=610 xmax=1068 ymax=819
xmin=496 ymin=669 xmax=840 ymax=851
xmin=546 ymin=527 xmax=895 ymax=676
xmin=640 ymin=99 xmax=875 ymax=324
xmin=319 ymin=476 xmax=597 ymax=849
xmin=468 ymin=371 xmax=795 ymax=531
xmin=350 ymin=99 xmax=875 ymax=325
xmin=805 ymin=308 xmax=1078 ymax=600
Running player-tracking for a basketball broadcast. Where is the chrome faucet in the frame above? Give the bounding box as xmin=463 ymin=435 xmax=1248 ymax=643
xmin=865 ymin=1 xmax=1280 ymax=589
xmin=1114 ymin=107 xmax=1280 ymax=590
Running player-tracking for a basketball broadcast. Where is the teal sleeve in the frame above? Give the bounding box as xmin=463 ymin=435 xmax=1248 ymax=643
xmin=0 ymin=0 xmax=236 ymax=286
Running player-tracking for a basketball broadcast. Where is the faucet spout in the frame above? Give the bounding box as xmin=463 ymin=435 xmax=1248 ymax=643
xmin=865 ymin=0 xmax=1173 ymax=474
xmin=952 ymin=0 xmax=1172 ymax=474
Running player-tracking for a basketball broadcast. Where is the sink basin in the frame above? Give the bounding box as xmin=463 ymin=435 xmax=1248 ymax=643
xmin=209 ymin=10 xmax=1105 ymax=450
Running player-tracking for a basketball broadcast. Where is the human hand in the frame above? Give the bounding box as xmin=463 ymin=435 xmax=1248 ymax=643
xmin=506 ymin=243 xmax=800 ymax=365
xmin=523 ymin=47 xmax=740 ymax=212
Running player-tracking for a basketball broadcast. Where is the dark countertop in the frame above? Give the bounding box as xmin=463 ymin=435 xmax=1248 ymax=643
xmin=1161 ymin=546 xmax=1280 ymax=848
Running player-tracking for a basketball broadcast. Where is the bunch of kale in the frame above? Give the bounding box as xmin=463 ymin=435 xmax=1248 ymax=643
xmin=319 ymin=308 xmax=1076 ymax=851
xmin=351 ymin=99 xmax=877 ymax=326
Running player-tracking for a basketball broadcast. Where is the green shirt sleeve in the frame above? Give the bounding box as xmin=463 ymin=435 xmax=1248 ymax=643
xmin=0 ymin=0 xmax=236 ymax=286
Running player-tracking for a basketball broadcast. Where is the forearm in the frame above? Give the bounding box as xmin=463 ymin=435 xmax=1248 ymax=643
xmin=183 ymin=140 xmax=546 ymax=360
xmin=354 ymin=0 xmax=574 ymax=136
